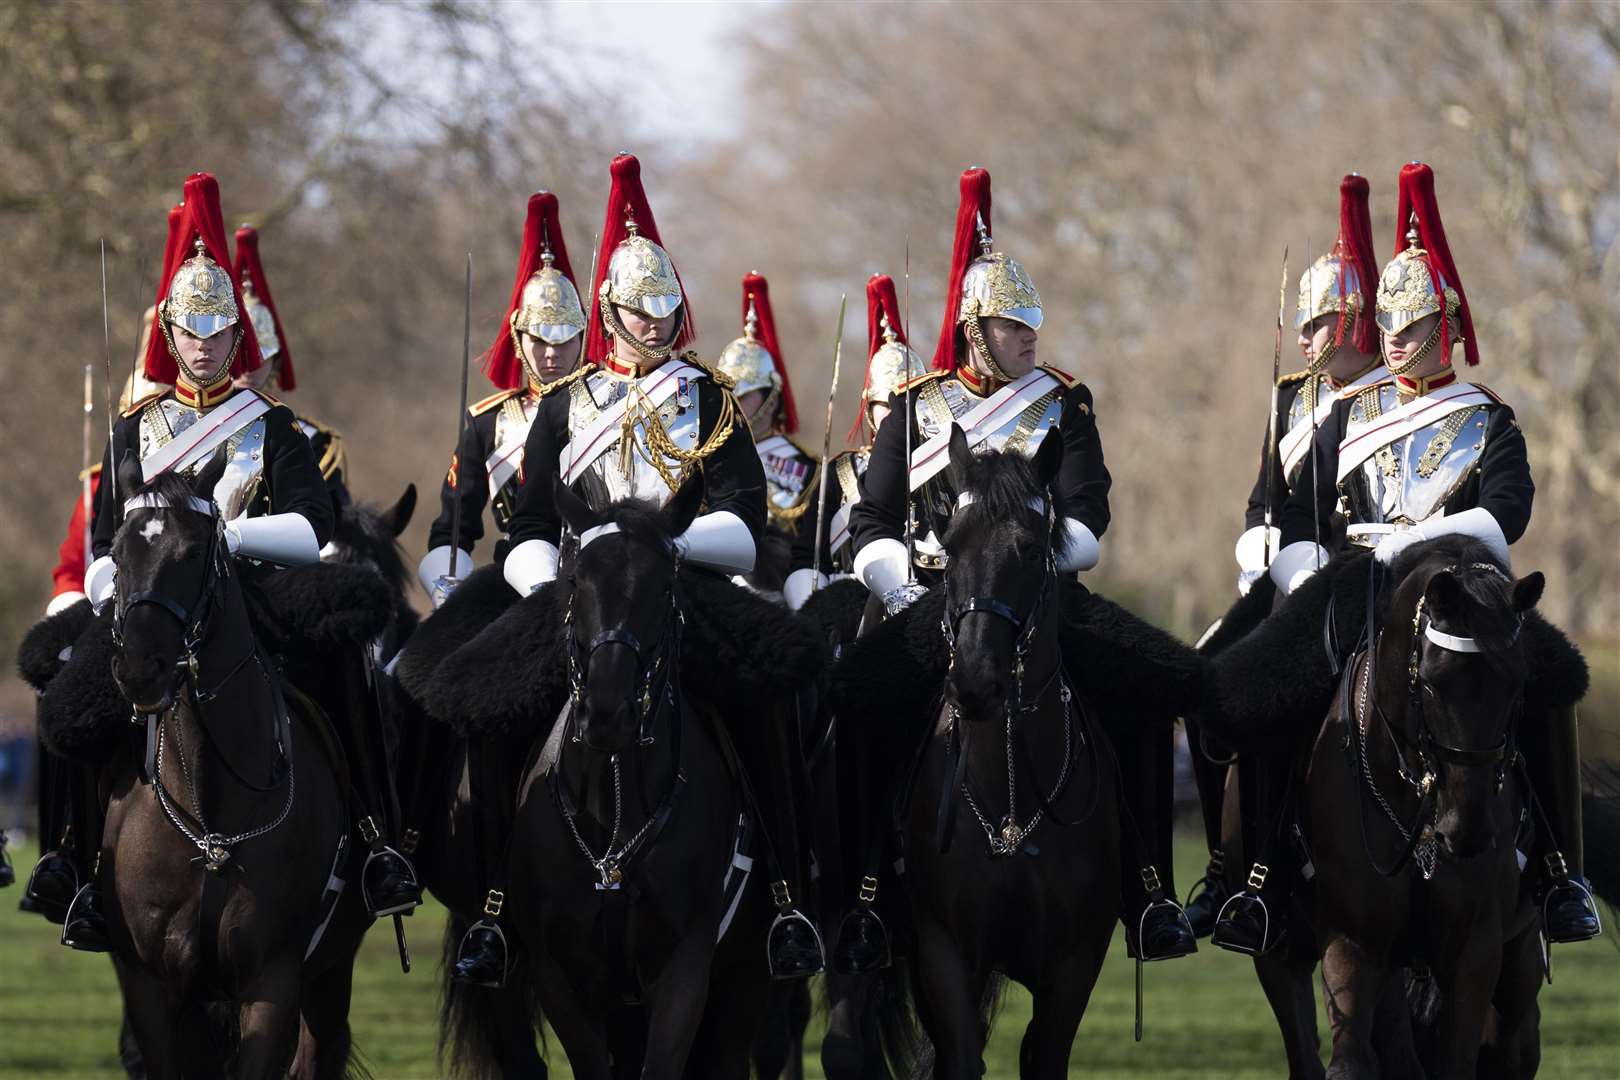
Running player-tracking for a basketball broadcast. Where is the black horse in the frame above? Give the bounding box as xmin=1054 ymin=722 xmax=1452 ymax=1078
xmin=501 ymin=474 xmax=775 ymax=1078
xmin=884 ymin=429 xmax=1121 ymax=1079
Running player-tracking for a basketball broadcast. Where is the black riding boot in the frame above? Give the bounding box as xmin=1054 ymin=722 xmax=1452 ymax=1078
xmin=1213 ymin=744 xmax=1295 ymax=956
xmin=730 ymin=702 xmax=824 ymax=980
xmin=60 ymin=765 xmax=109 ymax=952
xmin=20 ymin=736 xmax=74 ymax=918
xmin=1181 ymin=711 xmax=1232 ymax=938
xmin=342 ymin=653 xmax=421 ymax=919
xmin=1112 ymin=719 xmax=1195 ymax=961
xmin=453 ymin=736 xmax=518 ymax=987
xmin=1525 ymin=705 xmax=1600 ymax=944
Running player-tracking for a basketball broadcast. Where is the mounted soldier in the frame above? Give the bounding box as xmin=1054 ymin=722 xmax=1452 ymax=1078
xmin=419 ymin=191 xmax=586 ymax=608
xmin=1184 ymin=174 xmax=1386 ymax=938
xmin=784 ymin=273 xmax=925 ymax=609
xmin=230 ymin=224 xmax=351 ymax=512
xmin=832 ymin=166 xmax=1199 ymax=973
xmin=1212 ymin=162 xmax=1599 ymax=954
xmin=452 ymin=153 xmax=825 ymax=984
xmin=58 ymin=172 xmax=419 ymax=944
xmin=714 ymin=271 xmax=815 ymax=601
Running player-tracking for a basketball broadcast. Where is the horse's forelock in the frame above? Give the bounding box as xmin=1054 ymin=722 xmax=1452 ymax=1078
xmin=955 ymin=447 xmax=1071 ymax=537
xmin=1392 ymin=536 xmax=1522 ymax=661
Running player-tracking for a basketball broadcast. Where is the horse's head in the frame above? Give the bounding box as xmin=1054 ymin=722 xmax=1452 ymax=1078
xmin=109 ymin=449 xmax=231 ymax=713
xmin=1380 ymin=537 xmax=1543 ymax=859
xmin=941 ymin=424 xmax=1065 ymax=722
xmin=554 ymin=471 xmax=702 ymax=754
xmin=327 ymin=483 xmax=416 ymax=592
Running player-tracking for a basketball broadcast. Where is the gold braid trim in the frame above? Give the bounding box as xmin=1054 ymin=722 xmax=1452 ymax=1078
xmin=962 ymin=315 xmax=1015 ymax=383
xmin=617 ymin=372 xmax=741 ymax=493
xmin=532 ymin=363 xmax=592 ymax=399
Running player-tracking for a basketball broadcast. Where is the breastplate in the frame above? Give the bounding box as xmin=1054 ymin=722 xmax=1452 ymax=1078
xmin=1283 ymin=374 xmax=1333 ymax=486
xmin=910 ymin=374 xmax=1065 ymax=567
xmin=568 ymin=370 xmax=702 ymax=508
xmin=140 ymin=399 xmax=269 ymax=519
xmin=490 ymin=395 xmax=537 ymax=530
xmin=1340 ymin=383 xmax=1490 ymax=532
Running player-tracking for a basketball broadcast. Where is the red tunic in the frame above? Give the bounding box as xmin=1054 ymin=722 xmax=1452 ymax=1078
xmin=51 ymin=465 xmax=101 ymax=600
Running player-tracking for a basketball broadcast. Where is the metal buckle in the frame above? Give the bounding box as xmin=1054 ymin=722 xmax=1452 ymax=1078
xmin=770 ymin=880 xmax=793 ymax=910
xmin=858 ymin=875 xmax=879 ymax=904
xmin=358 ymin=816 xmax=380 ymax=844
xmin=1545 ymin=851 xmax=1569 ymax=880
xmin=1139 ymin=865 xmax=1163 ymax=894
xmin=1247 ymin=863 xmax=1270 ymax=891
xmin=484 ymin=889 xmax=505 ymax=917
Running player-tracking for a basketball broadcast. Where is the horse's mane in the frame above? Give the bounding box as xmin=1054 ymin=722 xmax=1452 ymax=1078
xmin=598 ymin=498 xmax=681 ymax=553
xmin=334 ymin=499 xmax=411 ymax=598
xmin=954 ymin=447 xmax=1072 ymax=528
xmin=1388 ymin=535 xmax=1522 ymax=658
xmin=134 ymin=470 xmax=206 ymax=514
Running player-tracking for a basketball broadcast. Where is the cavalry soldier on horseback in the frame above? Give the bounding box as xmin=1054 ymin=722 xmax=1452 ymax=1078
xmin=230 ymin=224 xmax=352 ymax=512
xmin=715 ymin=272 xmax=816 ymax=602
xmin=464 ymin=153 xmax=824 ymax=984
xmin=833 ymin=166 xmax=1198 ymax=973
xmin=419 ymin=192 xmax=586 ymax=607
xmin=1184 ymin=174 xmax=1386 ymax=938
xmin=783 ymin=273 xmax=926 ymax=608
xmin=64 ymin=172 xmax=421 ymax=944
xmin=1213 ymin=162 xmax=1600 ymax=954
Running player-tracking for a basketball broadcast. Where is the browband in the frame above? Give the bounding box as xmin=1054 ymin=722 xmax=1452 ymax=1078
xmin=124 ymin=493 xmax=215 ymax=516
xmin=957 ymin=492 xmax=1048 ymax=514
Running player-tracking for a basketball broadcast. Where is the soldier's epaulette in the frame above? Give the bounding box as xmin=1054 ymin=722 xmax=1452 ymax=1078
xmin=246 ymin=387 xmax=284 ymax=408
xmin=1340 ymin=377 xmax=1389 ymax=400
xmin=1040 ymin=364 xmax=1079 ymax=388
xmin=469 ymin=387 xmax=524 ymax=416
xmin=1277 ymin=369 xmax=1312 ymax=388
xmin=297 ymin=412 xmax=341 ymax=438
xmin=1470 ymin=382 xmax=1505 ymax=405
xmin=121 ymin=390 xmax=166 ymax=417
xmin=681 ymin=352 xmax=736 ymax=391
xmin=896 ymin=369 xmax=949 ymax=393
xmin=535 ymin=365 xmax=593 ymax=399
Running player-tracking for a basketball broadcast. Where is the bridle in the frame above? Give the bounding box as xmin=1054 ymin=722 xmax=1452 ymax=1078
xmin=1348 ymin=560 xmax=1523 ymax=879
xmin=935 ymin=494 xmax=1099 ymax=857
xmin=555 ymin=537 xmax=687 ymax=889
xmin=111 ymin=492 xmax=291 ymax=874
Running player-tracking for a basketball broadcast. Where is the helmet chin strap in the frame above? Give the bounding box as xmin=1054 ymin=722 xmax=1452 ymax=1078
xmin=1385 ymin=317 xmax=1444 ymax=377
xmin=167 ymin=322 xmax=241 ymax=392
xmin=963 ymin=315 xmax=1014 ymax=383
xmin=600 ymin=292 xmax=679 ymax=365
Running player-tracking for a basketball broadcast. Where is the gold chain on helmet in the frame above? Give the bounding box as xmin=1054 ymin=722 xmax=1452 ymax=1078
xmin=600 ymin=291 xmax=676 ymax=365
xmin=1386 ymin=317 xmax=1444 ymax=377
xmin=615 ymin=370 xmax=740 ymax=493
xmin=162 ymin=320 xmax=242 ymax=392
xmin=963 ymin=313 xmax=1014 ymax=383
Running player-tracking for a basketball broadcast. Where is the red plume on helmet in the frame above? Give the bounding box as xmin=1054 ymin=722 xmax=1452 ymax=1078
xmin=584 ymin=154 xmax=695 ymax=365
xmin=932 ymin=167 xmax=992 ymax=372
xmin=482 ymin=192 xmax=578 ymax=390
xmin=232 ymin=225 xmax=295 ymax=391
xmin=741 ymin=271 xmax=798 ymax=434
xmin=848 ymin=273 xmax=908 ymax=441
xmin=143 ymin=172 xmax=261 ymax=383
xmin=1336 ymin=174 xmax=1378 ymax=355
xmin=1393 ymin=162 xmax=1478 ymax=367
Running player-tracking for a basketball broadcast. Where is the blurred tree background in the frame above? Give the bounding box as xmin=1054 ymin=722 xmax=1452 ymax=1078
xmin=2 ymin=0 xmax=1616 ymax=721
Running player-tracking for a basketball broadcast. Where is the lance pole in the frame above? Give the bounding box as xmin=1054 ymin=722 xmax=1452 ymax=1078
xmin=1262 ymin=246 xmax=1288 ymax=568
xmin=447 ymin=254 xmax=472 ymax=580
xmin=99 ymin=240 xmax=118 ymax=503
xmin=902 ymin=235 xmax=916 ymax=583
xmin=82 ymin=363 xmax=95 ymax=557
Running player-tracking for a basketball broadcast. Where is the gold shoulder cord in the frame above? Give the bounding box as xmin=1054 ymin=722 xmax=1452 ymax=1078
xmin=619 ymin=366 xmax=740 ymax=493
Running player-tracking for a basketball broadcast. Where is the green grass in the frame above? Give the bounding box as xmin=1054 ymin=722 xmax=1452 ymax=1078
xmin=1 ymin=837 xmax=1615 ymax=1078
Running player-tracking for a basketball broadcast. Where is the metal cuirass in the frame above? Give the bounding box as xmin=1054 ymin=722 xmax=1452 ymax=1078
xmin=567 ymin=369 xmax=703 ymax=509
xmin=140 ymin=398 xmax=269 ymax=518
xmin=490 ymin=394 xmax=538 ymax=529
xmin=1339 ymin=382 xmax=1490 ymax=536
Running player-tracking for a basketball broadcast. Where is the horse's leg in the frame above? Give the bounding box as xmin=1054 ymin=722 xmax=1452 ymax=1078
xmin=910 ymin=917 xmax=985 ymax=1080
xmin=297 ymin=945 xmax=358 ymax=1080
xmin=1254 ymin=939 xmax=1326 ymax=1080
xmin=1479 ymin=920 xmax=1542 ymax=1080
xmin=1320 ymin=932 xmax=1386 ymax=1080
xmin=531 ymin=949 xmax=613 ymax=1080
xmin=639 ymin=931 xmax=718 ymax=1080
xmin=233 ymin=960 xmax=303 ymax=1080
xmin=1367 ymin=976 xmax=1423 ymax=1080
xmin=114 ymin=958 xmax=182 ymax=1080
xmin=1018 ymin=948 xmax=1107 ymax=1080
xmin=1431 ymin=938 xmax=1502 ymax=1080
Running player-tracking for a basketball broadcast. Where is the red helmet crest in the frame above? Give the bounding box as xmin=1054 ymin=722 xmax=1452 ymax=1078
xmin=232 ymin=225 xmax=294 ymax=390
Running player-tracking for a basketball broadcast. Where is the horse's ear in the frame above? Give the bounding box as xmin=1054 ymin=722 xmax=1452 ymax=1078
xmin=1425 ymin=571 xmax=1466 ymax=621
xmin=1511 ymin=571 xmax=1545 ymax=614
xmin=667 ymin=469 xmax=705 ymax=537
xmin=388 ymin=484 xmax=417 ymax=537
xmin=192 ymin=446 xmax=228 ymax=500
xmin=946 ymin=424 xmax=973 ymax=491
xmin=553 ymin=475 xmax=602 ymax=537
xmin=116 ymin=448 xmax=143 ymax=500
xmin=1033 ymin=427 xmax=1063 ymax=490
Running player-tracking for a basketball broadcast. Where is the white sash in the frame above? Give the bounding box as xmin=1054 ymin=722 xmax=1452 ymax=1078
xmin=561 ymin=361 xmax=702 ymax=485
xmin=1336 ymin=381 xmax=1497 ymax=484
xmin=142 ymin=393 xmax=273 ymax=479
xmin=908 ymin=369 xmax=1057 ymax=490
xmin=484 ymin=400 xmax=533 ymax=499
xmin=1277 ymin=368 xmax=1386 ymax=478
xmin=828 ymin=503 xmax=854 ymax=554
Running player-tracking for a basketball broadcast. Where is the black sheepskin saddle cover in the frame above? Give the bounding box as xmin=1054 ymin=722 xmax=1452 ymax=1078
xmin=1197 ymin=574 xmax=1277 ymax=657
xmin=797 ymin=578 xmax=869 ymax=646
xmin=22 ymin=563 xmax=395 ymax=767
xmin=1204 ymin=549 xmax=1589 ymax=752
xmin=403 ymin=566 xmax=829 ymax=739
xmin=828 ymin=582 xmax=1204 ymax=733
